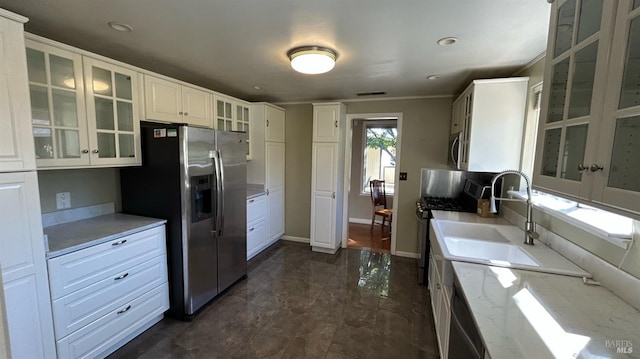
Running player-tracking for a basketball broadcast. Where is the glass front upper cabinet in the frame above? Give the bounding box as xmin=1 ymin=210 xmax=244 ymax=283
xmin=25 ymin=41 xmax=89 ymax=167
xmin=215 ymin=96 xmax=234 ymax=132
xmin=535 ymin=0 xmax=611 ymax=199
xmin=83 ymin=57 xmax=140 ymax=165
xmin=236 ymin=102 xmax=251 ymax=157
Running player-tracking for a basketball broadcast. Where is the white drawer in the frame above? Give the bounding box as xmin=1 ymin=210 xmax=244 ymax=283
xmin=48 ymin=226 xmax=166 ymax=299
xmin=247 ymin=195 xmax=266 ymax=225
xmin=52 ymin=255 xmax=168 ymax=340
xmin=247 ymin=221 xmax=266 ymax=259
xmin=56 ymin=283 xmax=169 ymax=359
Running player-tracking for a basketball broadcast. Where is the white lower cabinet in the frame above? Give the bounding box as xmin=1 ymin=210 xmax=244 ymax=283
xmin=47 ymin=225 xmax=169 ymax=358
xmin=266 ymin=186 xmax=285 ymax=244
xmin=429 ymin=224 xmax=453 ymax=359
xmin=247 ymin=194 xmax=267 ymax=260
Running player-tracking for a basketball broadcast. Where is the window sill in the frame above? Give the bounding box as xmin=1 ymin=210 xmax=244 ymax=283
xmin=507 ymin=190 xmax=633 ymax=250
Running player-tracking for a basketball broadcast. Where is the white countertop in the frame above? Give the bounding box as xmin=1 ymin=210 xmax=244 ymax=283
xmin=430 ymin=211 xmax=590 ymax=278
xmin=44 ymin=213 xmax=166 ymax=258
xmin=452 ymin=261 xmax=640 ymax=359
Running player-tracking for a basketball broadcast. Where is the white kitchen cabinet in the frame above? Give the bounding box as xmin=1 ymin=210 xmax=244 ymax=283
xmin=247 ymin=103 xmax=286 ymax=245
xmin=313 ymin=104 xmax=341 ymax=142
xmin=310 ymin=103 xmax=346 ymax=253
xmin=535 ymin=0 xmax=640 ymax=217
xmin=26 ymin=39 xmax=89 ymax=168
xmin=144 ymin=75 xmax=212 ymax=128
xmin=0 ymin=171 xmax=56 ymax=359
xmin=83 ymin=57 xmax=142 ymax=167
xmin=214 ymin=94 xmax=235 ymax=131
xmin=247 ymin=194 xmax=267 ymax=260
xmin=48 ymin=225 xmax=168 ymax=358
xmin=235 ymin=100 xmax=251 ymax=158
xmin=0 ymin=12 xmax=36 ymax=172
xmin=428 ymin=225 xmax=452 ymax=359
xmin=451 ymin=78 xmax=528 ymax=172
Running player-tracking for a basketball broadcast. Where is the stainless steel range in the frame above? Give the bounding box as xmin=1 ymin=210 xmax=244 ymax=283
xmin=416 ymin=169 xmax=499 ymax=284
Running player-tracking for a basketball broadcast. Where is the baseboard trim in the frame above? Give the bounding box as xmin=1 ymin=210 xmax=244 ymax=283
xmin=312 ymin=246 xmax=340 ymax=254
xmin=394 ymin=251 xmax=419 ymax=259
xmin=281 ymin=235 xmax=310 ymax=244
xmin=348 ymin=217 xmax=371 ymax=225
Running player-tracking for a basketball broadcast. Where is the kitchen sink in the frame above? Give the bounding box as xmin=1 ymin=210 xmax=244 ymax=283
xmin=443 ymin=237 xmax=539 ymax=267
xmin=433 ymin=220 xmax=511 ymax=243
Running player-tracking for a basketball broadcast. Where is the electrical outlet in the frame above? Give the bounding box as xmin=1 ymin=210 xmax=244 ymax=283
xmin=56 ymin=192 xmax=71 ymax=209
xmin=399 ymin=172 xmax=408 ymax=181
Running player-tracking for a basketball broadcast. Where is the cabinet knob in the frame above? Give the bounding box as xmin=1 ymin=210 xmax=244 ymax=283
xmin=266 ymin=120 xmax=269 ymax=127
xmin=335 ymin=120 xmax=338 ymax=128
xmin=577 ymin=164 xmax=588 ymax=172
xmin=266 ymin=189 xmax=270 ymax=195
xmin=179 ymin=111 xmax=183 ymax=115
xmin=436 ymin=283 xmax=441 ymax=290
xmin=184 ymin=112 xmax=189 ymax=116
xmin=249 ymin=199 xmax=255 ymax=203
xmin=81 ymin=149 xmax=89 ymax=154
xmin=249 ymin=227 xmax=255 ymax=232
xmin=92 ymin=149 xmax=99 ymax=154
xmin=590 ymin=164 xmax=604 ymax=172
xmin=332 ymin=192 xmax=336 ymax=199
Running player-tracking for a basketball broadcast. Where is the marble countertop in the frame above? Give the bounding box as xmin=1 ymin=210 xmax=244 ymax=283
xmin=452 ymin=261 xmax=640 ymax=358
xmin=247 ymin=183 xmax=266 ymax=199
xmin=44 ymin=213 xmax=166 ymax=258
xmin=430 ymin=211 xmax=590 ymax=278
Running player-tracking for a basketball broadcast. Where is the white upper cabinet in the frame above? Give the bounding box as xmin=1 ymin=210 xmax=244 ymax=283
xmin=26 ymin=40 xmax=89 ymax=168
xmin=265 ymin=104 xmax=285 ymax=143
xmin=235 ymin=100 xmax=251 ymax=157
xmin=535 ymin=0 xmax=640 ymax=217
xmin=214 ymin=94 xmax=235 ymax=132
xmin=84 ymin=57 xmax=142 ymax=167
xmin=313 ymin=103 xmax=342 ymax=142
xmin=0 ymin=13 xmax=35 ymax=172
xmin=452 ymin=78 xmax=528 ymax=172
xmin=144 ymin=75 xmax=212 ymax=128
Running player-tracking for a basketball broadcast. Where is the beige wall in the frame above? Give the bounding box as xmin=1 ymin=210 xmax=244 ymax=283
xmin=506 ymin=56 xmax=640 ymax=280
xmin=38 ymin=168 xmax=121 ymax=214
xmin=283 ymin=97 xmax=453 ymax=254
xmin=281 ymin=104 xmax=313 ymax=239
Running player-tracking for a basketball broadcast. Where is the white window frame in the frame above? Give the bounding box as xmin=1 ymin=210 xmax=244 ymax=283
xmin=360 ymin=119 xmax=397 ymax=196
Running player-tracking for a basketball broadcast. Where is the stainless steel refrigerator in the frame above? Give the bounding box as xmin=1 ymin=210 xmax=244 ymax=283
xmin=120 ymin=122 xmax=247 ymax=319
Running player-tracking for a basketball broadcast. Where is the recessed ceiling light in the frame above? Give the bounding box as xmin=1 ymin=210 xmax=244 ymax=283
xmin=427 ymin=75 xmax=441 ymax=80
xmin=253 ymin=85 xmax=263 ymax=90
xmin=437 ymin=37 xmax=458 ymax=46
xmin=108 ymin=21 xmax=133 ymax=32
xmin=287 ymin=46 xmax=337 ymax=75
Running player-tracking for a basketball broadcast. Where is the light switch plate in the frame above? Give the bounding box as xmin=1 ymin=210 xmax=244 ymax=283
xmin=56 ymin=192 xmax=71 ymax=209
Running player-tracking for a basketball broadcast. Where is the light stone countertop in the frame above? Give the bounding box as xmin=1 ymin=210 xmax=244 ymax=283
xmin=452 ymin=261 xmax=640 ymax=359
xmin=247 ymin=183 xmax=266 ymax=199
xmin=430 ymin=210 xmax=590 ymax=278
xmin=45 ymin=213 xmax=166 ymax=258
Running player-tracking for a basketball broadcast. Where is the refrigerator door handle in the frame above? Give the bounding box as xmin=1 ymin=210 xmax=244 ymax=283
xmin=212 ymin=149 xmax=225 ymax=238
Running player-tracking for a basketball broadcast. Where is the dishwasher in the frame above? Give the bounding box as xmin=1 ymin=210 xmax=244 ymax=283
xmin=448 ymin=276 xmax=486 ymax=359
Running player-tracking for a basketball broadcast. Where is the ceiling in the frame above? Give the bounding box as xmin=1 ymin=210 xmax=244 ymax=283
xmin=0 ymin=1 xmax=551 ymax=103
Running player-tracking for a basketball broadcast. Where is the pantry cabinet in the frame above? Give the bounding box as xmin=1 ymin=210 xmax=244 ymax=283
xmin=534 ymin=0 xmax=640 ymax=216
xmin=144 ymin=75 xmax=212 ymax=128
xmin=310 ymin=103 xmax=346 ymax=253
xmin=0 ymin=13 xmax=36 ymax=172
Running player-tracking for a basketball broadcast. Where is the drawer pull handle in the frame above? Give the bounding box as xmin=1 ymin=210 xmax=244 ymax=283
xmin=249 ymin=227 xmax=255 ymax=232
xmin=117 ymin=305 xmax=132 ymax=314
xmin=112 ymin=239 xmax=127 ymax=246
xmin=249 ymin=199 xmax=255 ymax=203
xmin=114 ymin=273 xmax=129 ymax=280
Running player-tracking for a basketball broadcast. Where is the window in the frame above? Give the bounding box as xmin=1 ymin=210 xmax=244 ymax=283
xmin=361 ymin=120 xmax=397 ymax=194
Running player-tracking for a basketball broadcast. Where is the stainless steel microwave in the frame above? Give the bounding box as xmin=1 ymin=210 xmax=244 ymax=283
xmin=448 ymin=132 xmax=462 ymax=169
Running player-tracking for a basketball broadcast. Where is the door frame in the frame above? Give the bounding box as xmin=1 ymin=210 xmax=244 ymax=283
xmin=341 ymin=112 xmax=403 ymax=255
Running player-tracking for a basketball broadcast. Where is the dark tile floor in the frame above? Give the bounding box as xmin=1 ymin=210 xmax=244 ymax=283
xmin=108 ymin=241 xmax=439 ymax=359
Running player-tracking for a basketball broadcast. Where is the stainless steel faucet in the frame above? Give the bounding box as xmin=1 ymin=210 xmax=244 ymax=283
xmin=489 ymin=170 xmax=539 ymax=245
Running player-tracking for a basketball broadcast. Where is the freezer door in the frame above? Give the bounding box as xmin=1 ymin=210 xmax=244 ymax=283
xmin=183 ymin=126 xmax=218 ymax=315
xmin=215 ymin=131 xmax=247 ymax=292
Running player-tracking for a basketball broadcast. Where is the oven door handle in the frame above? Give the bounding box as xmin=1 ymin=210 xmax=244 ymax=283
xmin=450 ymin=306 xmax=483 ymax=359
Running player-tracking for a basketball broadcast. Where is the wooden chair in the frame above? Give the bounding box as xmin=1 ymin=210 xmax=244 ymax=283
xmin=369 ymin=180 xmax=392 ymax=235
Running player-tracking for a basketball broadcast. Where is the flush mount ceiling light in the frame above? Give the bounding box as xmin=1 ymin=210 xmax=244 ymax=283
xmin=437 ymin=37 xmax=458 ymax=46
xmin=287 ymin=46 xmax=337 ymax=75
xmin=108 ymin=21 xmax=133 ymax=32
